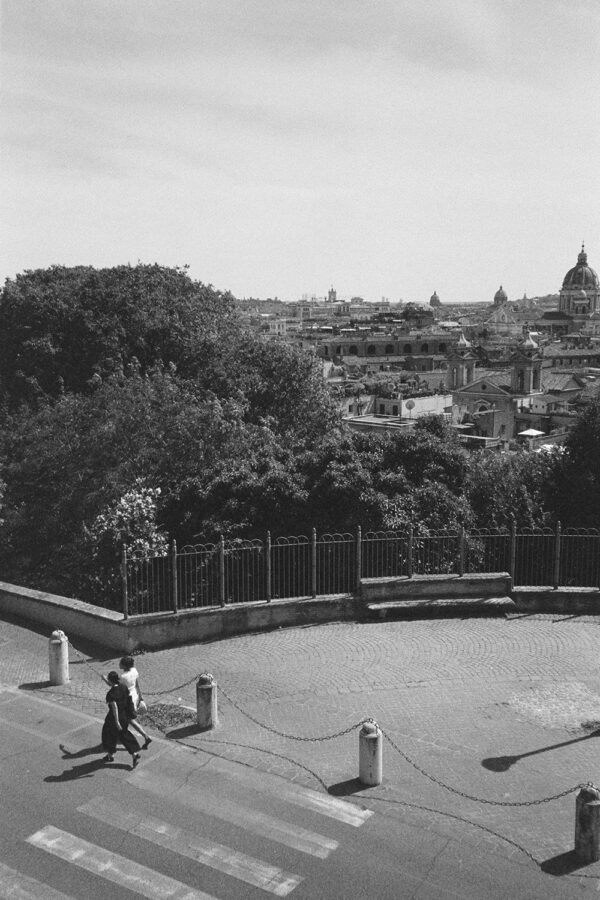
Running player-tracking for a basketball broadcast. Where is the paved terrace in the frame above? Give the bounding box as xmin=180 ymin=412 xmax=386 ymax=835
xmin=4 ymin=609 xmax=600 ymax=894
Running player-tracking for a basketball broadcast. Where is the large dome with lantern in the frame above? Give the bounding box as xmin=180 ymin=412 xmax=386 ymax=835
xmin=562 ymin=244 xmax=599 ymax=290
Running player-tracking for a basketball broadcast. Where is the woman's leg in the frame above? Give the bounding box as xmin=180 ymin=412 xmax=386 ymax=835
xmin=130 ymin=719 xmax=149 ymax=740
xmin=101 ymin=718 xmax=117 ymax=760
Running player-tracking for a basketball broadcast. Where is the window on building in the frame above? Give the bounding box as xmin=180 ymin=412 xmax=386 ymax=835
xmin=349 ymin=345 xmax=358 ymax=355
xmin=367 ymin=345 xmax=376 ymax=355
xmin=404 ymin=344 xmax=412 ymax=353
xmin=385 ymin=344 xmax=394 ymax=355
xmin=323 ymin=346 xmax=329 ymax=355
xmin=392 ymin=405 xmax=398 ymax=415
xmin=379 ymin=404 xmax=385 ymax=414
xmin=421 ymin=343 xmax=429 ymax=353
xmin=336 ymin=346 xmax=341 ymax=355
xmin=438 ymin=342 xmax=446 ymax=352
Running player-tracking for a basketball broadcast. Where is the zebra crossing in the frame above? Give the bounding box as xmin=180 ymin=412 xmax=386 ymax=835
xmin=7 ymin=750 xmax=374 ymax=899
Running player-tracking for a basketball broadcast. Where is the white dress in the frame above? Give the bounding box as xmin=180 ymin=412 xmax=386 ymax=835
xmin=119 ymin=667 xmax=140 ymax=708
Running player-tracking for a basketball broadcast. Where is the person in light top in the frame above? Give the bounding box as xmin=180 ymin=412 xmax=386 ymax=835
xmin=104 ymin=656 xmax=152 ymax=749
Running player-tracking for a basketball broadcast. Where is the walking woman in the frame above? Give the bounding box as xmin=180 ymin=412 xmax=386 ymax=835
xmin=118 ymin=656 xmax=152 ymax=749
xmin=101 ymin=670 xmax=141 ymax=767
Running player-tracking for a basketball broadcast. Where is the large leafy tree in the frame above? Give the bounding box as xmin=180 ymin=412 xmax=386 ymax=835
xmin=550 ymin=397 xmax=600 ymax=528
xmin=0 ymin=264 xmax=241 ymax=405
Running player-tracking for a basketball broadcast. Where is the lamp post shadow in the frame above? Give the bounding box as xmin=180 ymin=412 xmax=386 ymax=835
xmin=482 ymin=727 xmax=600 ymax=772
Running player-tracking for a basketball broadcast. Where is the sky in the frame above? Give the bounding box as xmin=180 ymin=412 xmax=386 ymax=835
xmin=2 ymin=0 xmax=600 ymax=304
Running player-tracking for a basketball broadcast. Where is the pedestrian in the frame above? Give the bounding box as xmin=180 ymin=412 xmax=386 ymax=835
xmin=101 ymin=670 xmax=141 ymax=768
xmin=118 ymin=656 xmax=152 ymax=750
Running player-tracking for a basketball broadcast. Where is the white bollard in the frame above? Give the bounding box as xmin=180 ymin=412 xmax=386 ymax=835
xmin=49 ymin=630 xmax=69 ymax=685
xmin=196 ymin=673 xmax=218 ymax=730
xmin=575 ymin=784 xmax=600 ymax=862
xmin=359 ymin=719 xmax=382 ymax=786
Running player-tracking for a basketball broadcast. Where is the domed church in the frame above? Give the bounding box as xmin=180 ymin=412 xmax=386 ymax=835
xmin=559 ymin=244 xmax=600 ymax=320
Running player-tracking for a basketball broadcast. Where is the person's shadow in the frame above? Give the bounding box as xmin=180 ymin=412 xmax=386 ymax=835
xmin=44 ymin=743 xmax=130 ymax=781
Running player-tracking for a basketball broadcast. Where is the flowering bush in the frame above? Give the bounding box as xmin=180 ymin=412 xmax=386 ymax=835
xmin=82 ymin=480 xmax=168 ymax=607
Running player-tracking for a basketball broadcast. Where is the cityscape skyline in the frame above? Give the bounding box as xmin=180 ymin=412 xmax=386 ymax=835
xmin=2 ymin=1 xmax=599 ymax=303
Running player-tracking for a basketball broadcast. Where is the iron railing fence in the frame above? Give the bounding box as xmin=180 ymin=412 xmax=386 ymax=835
xmin=122 ymin=524 xmax=600 ymax=617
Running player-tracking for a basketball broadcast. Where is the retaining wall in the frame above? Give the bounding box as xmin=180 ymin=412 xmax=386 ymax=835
xmin=2 ymin=578 xmax=600 ymax=653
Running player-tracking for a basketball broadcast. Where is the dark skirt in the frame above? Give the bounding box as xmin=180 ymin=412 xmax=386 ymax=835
xmin=101 ymin=715 xmax=140 ymax=755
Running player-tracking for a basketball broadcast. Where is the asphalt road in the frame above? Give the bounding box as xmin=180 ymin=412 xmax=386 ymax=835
xmin=0 ymin=686 xmax=597 ymax=900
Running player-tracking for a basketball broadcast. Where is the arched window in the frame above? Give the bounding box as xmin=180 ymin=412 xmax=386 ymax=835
xmin=349 ymin=345 xmax=358 ymax=355
xmin=385 ymin=344 xmax=394 ymax=355
xmin=421 ymin=343 xmax=429 ymax=353
xmin=438 ymin=342 xmax=446 ymax=352
xmin=404 ymin=344 xmax=412 ymax=353
xmin=367 ymin=345 xmax=376 ymax=355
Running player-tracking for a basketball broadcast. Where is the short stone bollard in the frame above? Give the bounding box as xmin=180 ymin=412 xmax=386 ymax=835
xmin=49 ymin=630 xmax=69 ymax=685
xmin=575 ymin=783 xmax=600 ymax=863
xmin=196 ymin=673 xmax=218 ymax=730
xmin=359 ymin=719 xmax=382 ymax=786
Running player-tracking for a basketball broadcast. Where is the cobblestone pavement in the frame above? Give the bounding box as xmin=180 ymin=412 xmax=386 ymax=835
xmin=4 ymin=610 xmax=600 ymax=887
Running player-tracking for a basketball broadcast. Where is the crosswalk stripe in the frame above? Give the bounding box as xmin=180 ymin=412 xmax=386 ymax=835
xmin=130 ymin=767 xmax=339 ymax=858
xmin=79 ymin=795 xmax=303 ymax=896
xmin=206 ymin=759 xmax=374 ymax=826
xmin=0 ymin=861 xmax=76 ymax=900
xmin=26 ymin=826 xmax=219 ymax=900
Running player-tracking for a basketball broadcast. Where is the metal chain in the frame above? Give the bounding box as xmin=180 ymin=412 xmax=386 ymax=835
xmin=69 ymin=641 xmax=198 ymax=696
xmin=66 ymin=641 xmax=585 ymax=808
xmin=382 ymin=729 xmax=581 ymax=807
xmin=218 ymin=683 xmax=367 ymax=741
xmin=144 ymin=676 xmax=198 ymax=696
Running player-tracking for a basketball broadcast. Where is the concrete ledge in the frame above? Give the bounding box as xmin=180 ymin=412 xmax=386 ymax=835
xmin=360 ymin=573 xmax=513 ymax=604
xmin=512 ymin=587 xmax=600 ymax=615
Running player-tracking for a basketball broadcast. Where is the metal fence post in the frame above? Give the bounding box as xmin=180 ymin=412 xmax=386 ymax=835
xmin=356 ymin=526 xmax=362 ymax=592
xmin=121 ymin=545 xmax=129 ymax=620
xmin=171 ymin=539 xmax=178 ymax=613
xmin=311 ymin=527 xmax=317 ymax=598
xmin=458 ymin=526 xmax=465 ymax=577
xmin=553 ymin=520 xmax=562 ymax=590
xmin=509 ymin=519 xmax=517 ymax=587
xmin=219 ymin=535 xmax=226 ymax=607
xmin=266 ymin=531 xmax=272 ymax=602
xmin=407 ymin=525 xmax=414 ymax=579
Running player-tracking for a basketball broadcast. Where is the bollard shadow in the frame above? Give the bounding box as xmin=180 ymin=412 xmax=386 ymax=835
xmin=166 ymin=724 xmax=203 ymax=740
xmin=328 ymin=778 xmax=372 ymax=797
xmin=482 ymin=729 xmax=600 ymax=772
xmin=541 ymin=850 xmax=593 ymax=876
xmin=19 ymin=680 xmax=52 ymax=691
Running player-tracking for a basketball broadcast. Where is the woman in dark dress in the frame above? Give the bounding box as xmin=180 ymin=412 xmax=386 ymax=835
xmin=101 ymin=670 xmax=141 ymax=768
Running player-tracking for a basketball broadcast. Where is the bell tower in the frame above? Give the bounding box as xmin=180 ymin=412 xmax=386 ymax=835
xmin=511 ymin=332 xmax=542 ymax=394
xmin=447 ymin=334 xmax=477 ymax=390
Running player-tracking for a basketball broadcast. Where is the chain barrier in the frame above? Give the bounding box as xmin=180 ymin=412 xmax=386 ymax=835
xmin=144 ymin=676 xmax=198 ymax=696
xmin=68 ymin=640 xmax=583 ymax=807
xmin=218 ymin=682 xmax=367 ymax=742
xmin=382 ymin=729 xmax=581 ymax=807
xmin=139 ymin=703 xmax=329 ymax=790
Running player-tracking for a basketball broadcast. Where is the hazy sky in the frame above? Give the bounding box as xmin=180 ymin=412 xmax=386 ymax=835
xmin=2 ymin=0 xmax=599 ymax=302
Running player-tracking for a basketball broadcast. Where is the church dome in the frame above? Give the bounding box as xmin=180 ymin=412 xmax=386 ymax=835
xmin=562 ymin=245 xmax=599 ymax=290
xmin=494 ymin=285 xmax=507 ymax=305
xmin=430 ymin=290 xmax=440 ymax=306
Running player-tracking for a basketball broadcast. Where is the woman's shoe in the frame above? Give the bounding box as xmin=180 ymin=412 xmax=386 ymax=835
xmin=142 ymin=737 xmax=152 ymax=750
xmin=132 ymin=753 xmax=141 ymax=769
xmin=102 ymin=754 xmax=114 ymax=763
